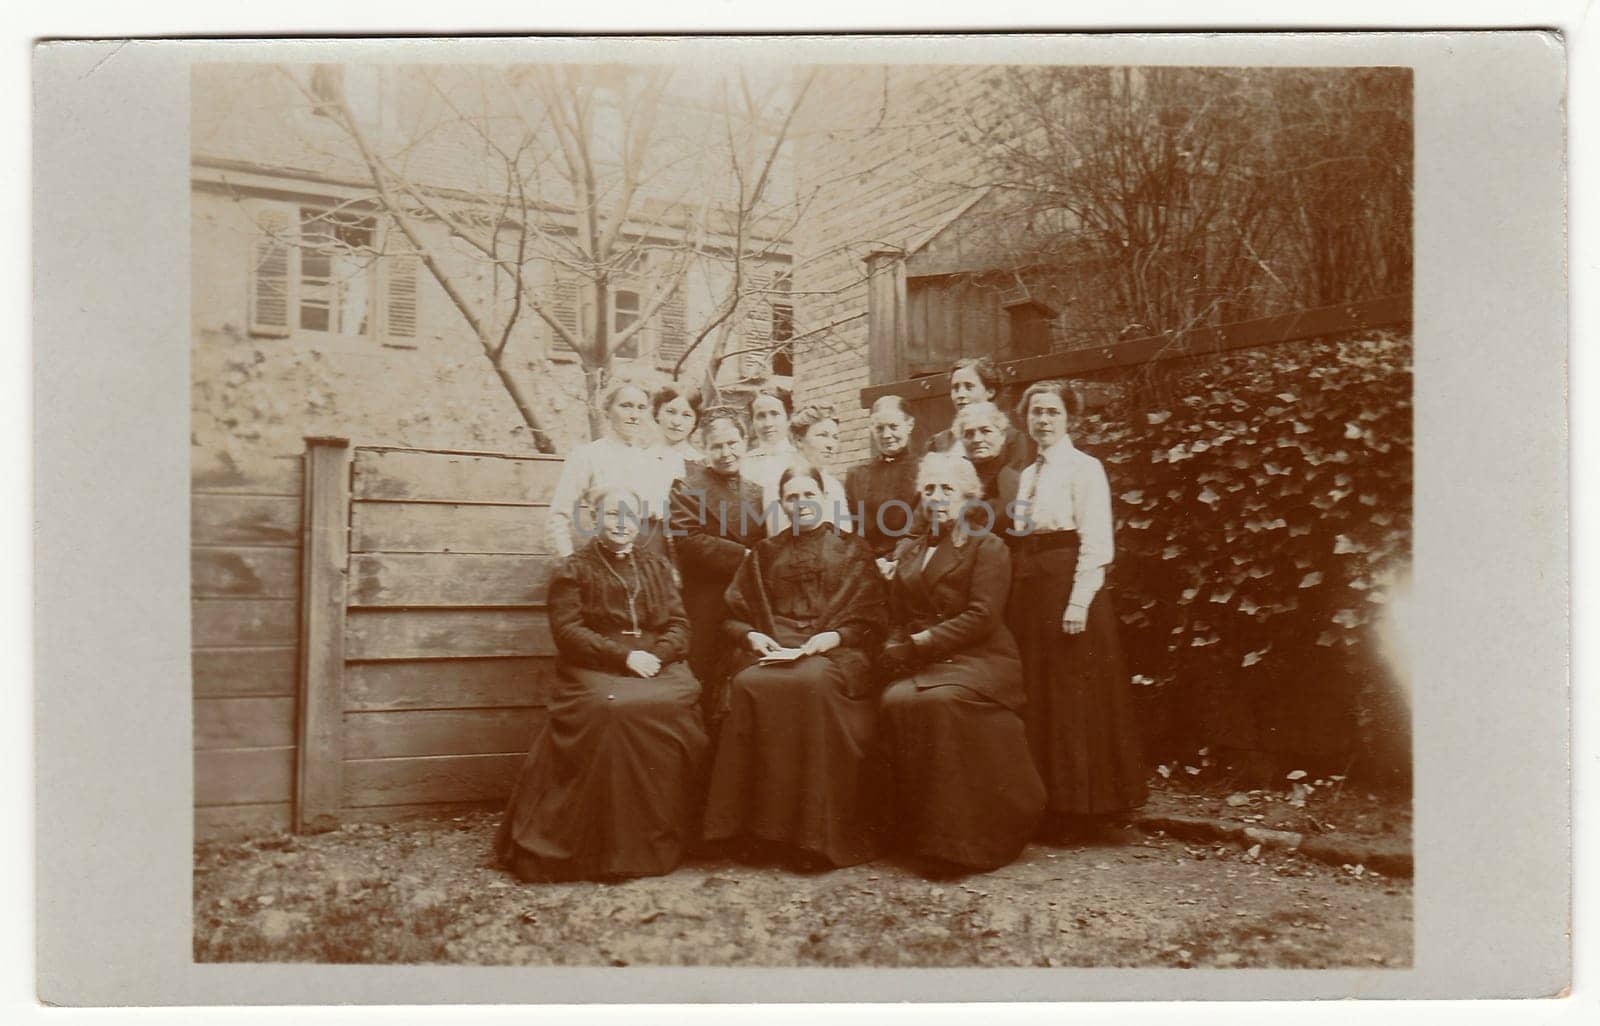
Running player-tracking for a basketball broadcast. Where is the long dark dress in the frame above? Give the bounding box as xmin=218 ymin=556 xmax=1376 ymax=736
xmin=844 ymin=452 xmax=920 ymax=559
xmin=1008 ymin=532 xmax=1147 ymax=815
xmin=701 ymin=525 xmax=889 ymax=867
xmin=495 ymin=540 xmax=707 ymax=881
xmin=880 ymin=530 xmax=1045 ymax=869
xmin=668 ymin=463 xmax=766 ymax=721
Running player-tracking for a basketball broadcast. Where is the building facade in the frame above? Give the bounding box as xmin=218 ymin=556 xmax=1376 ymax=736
xmin=192 ymin=62 xmax=795 ymax=484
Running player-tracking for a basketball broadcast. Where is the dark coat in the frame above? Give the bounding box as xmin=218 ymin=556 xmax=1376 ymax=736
xmin=668 ymin=464 xmax=766 ymax=696
xmin=844 ymin=453 xmax=921 ymax=558
xmin=547 ymin=541 xmax=690 ymax=673
xmin=882 ymin=530 xmax=1026 ymax=712
xmin=722 ymin=525 xmax=888 ymax=698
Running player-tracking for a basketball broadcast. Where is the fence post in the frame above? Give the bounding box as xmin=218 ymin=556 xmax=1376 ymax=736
xmin=295 ymin=436 xmax=350 ymax=833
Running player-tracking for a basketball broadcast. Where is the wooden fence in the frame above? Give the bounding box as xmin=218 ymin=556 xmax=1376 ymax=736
xmin=192 ymin=441 xmax=564 ymax=839
xmin=191 ymin=456 xmax=305 ymax=839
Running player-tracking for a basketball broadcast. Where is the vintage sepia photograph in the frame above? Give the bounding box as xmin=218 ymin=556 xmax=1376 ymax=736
xmin=184 ymin=53 xmax=1419 ymax=969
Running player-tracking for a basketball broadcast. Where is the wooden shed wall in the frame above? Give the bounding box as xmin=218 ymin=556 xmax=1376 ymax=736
xmin=191 ymin=457 xmax=304 ymax=839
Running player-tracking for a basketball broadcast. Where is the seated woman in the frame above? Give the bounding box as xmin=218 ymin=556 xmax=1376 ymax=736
xmin=879 ymin=452 xmax=1046 ymax=871
xmin=495 ymin=485 xmax=707 ymax=882
xmin=702 ymin=461 xmax=889 ymax=868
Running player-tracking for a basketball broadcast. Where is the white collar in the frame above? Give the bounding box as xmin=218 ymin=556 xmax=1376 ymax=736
xmin=1039 ymin=435 xmax=1080 ymax=464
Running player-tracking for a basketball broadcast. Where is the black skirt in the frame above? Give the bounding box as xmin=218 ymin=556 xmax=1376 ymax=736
xmin=1008 ymin=532 xmax=1148 ymax=815
xmin=880 ymin=679 xmax=1045 ymax=870
xmin=495 ymin=660 xmax=707 ymax=881
xmin=701 ymin=649 xmax=882 ymax=867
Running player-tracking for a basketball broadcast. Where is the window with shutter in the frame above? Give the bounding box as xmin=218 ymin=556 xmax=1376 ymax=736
xmin=550 ymin=278 xmax=581 ymax=359
xmin=383 ymin=229 xmax=419 ymax=341
xmin=654 ymin=285 xmax=688 ymax=371
xmin=248 ymin=206 xmax=294 ymax=338
xmin=739 ymin=272 xmax=772 ymax=378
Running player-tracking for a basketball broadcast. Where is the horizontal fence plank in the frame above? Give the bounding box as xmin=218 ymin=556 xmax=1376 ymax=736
xmin=349 ymin=553 xmax=556 ymax=607
xmin=341 ymin=799 xmax=501 ymax=826
xmin=193 ymin=599 xmax=299 ymax=648
xmin=345 ymin=657 xmax=553 ymax=711
xmin=352 ymin=448 xmax=564 ymax=505
xmin=192 ymin=646 xmax=298 ymax=698
xmin=345 ymin=609 xmax=556 ymax=661
xmin=351 ymin=502 xmax=552 ymax=555
xmin=191 ymin=547 xmax=300 ymax=599
xmin=193 ymin=451 xmax=304 ymax=496
xmin=195 ymin=802 xmax=293 ymax=841
xmin=342 ymin=752 xmax=523 ymax=807
xmin=194 ymin=696 xmax=296 ymax=750
xmin=344 ymin=707 xmax=543 ymax=759
xmin=191 ymin=494 xmax=301 ymax=547
xmin=194 ymin=746 xmax=295 ymax=806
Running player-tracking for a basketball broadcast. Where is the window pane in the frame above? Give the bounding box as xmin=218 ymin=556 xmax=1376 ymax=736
xmin=301 ymin=251 xmax=332 ymax=281
xmin=300 ymin=302 xmax=330 ymax=332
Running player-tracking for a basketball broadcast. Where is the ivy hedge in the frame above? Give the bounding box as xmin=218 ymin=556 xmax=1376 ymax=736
xmin=1071 ymin=332 xmax=1413 ymax=787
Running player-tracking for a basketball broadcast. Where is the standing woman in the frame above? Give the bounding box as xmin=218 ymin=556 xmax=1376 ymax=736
xmin=1009 ymin=380 xmax=1147 ymax=838
xmin=762 ymin=403 xmax=852 ymax=534
xmin=928 ymin=357 xmax=1032 ymax=471
xmin=740 ymin=385 xmax=797 ymax=492
xmin=653 ymin=383 xmax=704 ymax=464
xmin=546 ymin=380 xmax=684 ymax=559
xmin=496 ymin=485 xmax=707 ymax=881
xmin=879 ymin=452 xmax=1046 ymax=870
xmin=668 ymin=407 xmax=766 ymax=725
xmin=702 ymin=462 xmax=889 ymax=868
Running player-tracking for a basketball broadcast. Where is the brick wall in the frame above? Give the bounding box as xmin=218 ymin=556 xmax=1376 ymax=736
xmin=789 ymin=66 xmax=999 ymax=468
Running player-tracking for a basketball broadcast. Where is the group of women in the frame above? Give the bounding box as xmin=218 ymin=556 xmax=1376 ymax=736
xmin=495 ymin=357 xmax=1147 ymax=882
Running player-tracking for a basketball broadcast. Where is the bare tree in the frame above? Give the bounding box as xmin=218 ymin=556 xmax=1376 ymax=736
xmin=278 ymin=63 xmax=812 ymax=447
xmin=965 ymin=67 xmax=1412 ymax=344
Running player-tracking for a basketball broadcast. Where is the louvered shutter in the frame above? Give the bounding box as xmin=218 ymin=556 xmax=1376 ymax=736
xmin=248 ymin=205 xmax=294 ymax=337
xmin=654 ymin=284 xmax=688 ymax=371
xmin=739 ymin=272 xmax=772 ymax=378
xmin=551 ymin=278 xmax=580 ymax=357
xmin=383 ymin=234 xmax=420 ymax=341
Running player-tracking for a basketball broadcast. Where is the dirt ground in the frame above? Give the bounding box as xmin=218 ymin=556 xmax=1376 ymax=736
xmin=194 ymin=792 xmax=1411 ymax=968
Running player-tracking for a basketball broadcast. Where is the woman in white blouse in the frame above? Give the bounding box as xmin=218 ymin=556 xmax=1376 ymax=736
xmin=546 ymin=380 xmax=685 ymax=559
xmin=1008 ymin=379 xmax=1147 ymax=840
xmin=740 ymin=386 xmax=798 ymax=492
xmin=651 ymin=383 xmax=703 ymax=464
xmin=761 ymin=402 xmax=853 ymax=535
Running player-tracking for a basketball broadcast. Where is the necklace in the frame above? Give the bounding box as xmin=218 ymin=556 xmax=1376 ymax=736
xmin=597 ymin=547 xmax=644 ymax=637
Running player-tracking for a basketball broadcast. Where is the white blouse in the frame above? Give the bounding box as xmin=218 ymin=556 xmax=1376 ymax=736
xmin=545 ymin=435 xmax=685 ymax=557
xmin=741 ymin=439 xmax=798 ymax=496
xmin=1014 ymin=436 xmax=1114 ymax=612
